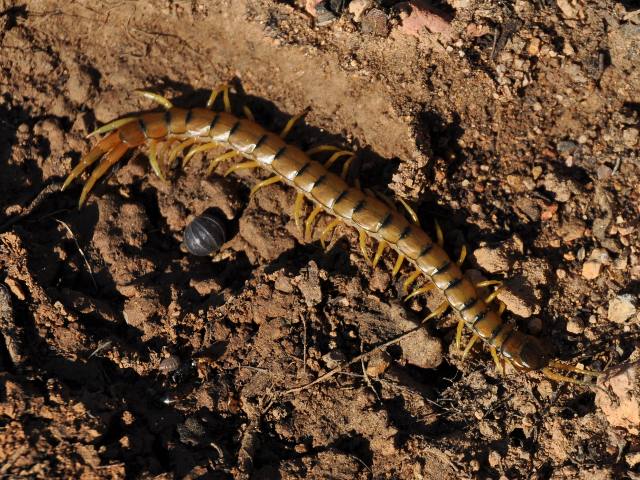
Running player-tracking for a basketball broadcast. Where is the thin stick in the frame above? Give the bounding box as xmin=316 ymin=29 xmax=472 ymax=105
xmin=55 ymin=219 xmax=97 ymax=290
xmin=281 ymin=324 xmax=423 ymax=396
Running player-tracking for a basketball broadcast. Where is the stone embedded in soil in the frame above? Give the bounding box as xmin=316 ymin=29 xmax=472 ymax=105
xmin=395 ymin=0 xmax=453 ymax=36
xmin=398 ymin=325 xmax=443 ymax=369
xmin=295 ymin=261 xmax=323 ymax=307
xmin=361 ymin=8 xmax=389 ymax=36
xmin=348 ymin=0 xmax=371 ymax=21
xmin=497 ymin=278 xmax=536 ymax=318
xmin=542 ymin=173 xmax=572 ymax=202
xmin=596 ymin=361 xmax=640 ymax=435
xmin=472 ymin=236 xmax=522 ymax=274
xmin=558 ymin=219 xmax=586 ymax=242
xmin=607 ymin=295 xmax=637 ymax=323
xmin=582 ymin=248 xmax=611 ymax=279
xmin=366 ymin=351 xmax=392 ymax=377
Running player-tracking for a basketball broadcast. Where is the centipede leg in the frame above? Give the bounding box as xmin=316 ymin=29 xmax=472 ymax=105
xmin=489 ymin=347 xmax=505 ymax=375
xmin=457 ymin=245 xmax=467 ymax=266
xmin=398 ymin=197 xmax=421 ymax=226
xmin=485 ymin=287 xmax=504 ymax=305
xmin=323 ymin=151 xmax=354 ymax=170
xmin=148 ymin=140 xmax=164 ymax=180
xmin=223 ymin=161 xmax=259 ymax=177
xmin=358 ymin=229 xmax=372 ymax=264
xmin=404 ymin=282 xmax=435 ymax=301
xmin=207 ymin=84 xmax=232 ymax=112
xmin=402 ymin=269 xmax=422 ymax=293
xmin=541 ymin=369 xmax=598 ymax=387
xmin=134 ymin=90 xmax=174 ymax=110
xmin=305 ymin=205 xmax=324 ymax=242
xmin=320 ymin=218 xmax=342 ymax=250
xmin=435 ymin=219 xmax=444 ymax=247
xmin=372 ymin=241 xmax=387 ymax=268
xmin=250 ymin=176 xmax=282 ymax=196
xmin=294 ymin=193 xmax=306 ymax=231
xmin=307 ymin=145 xmax=341 ymax=156
xmin=455 ymin=319 xmax=465 ymax=350
xmin=78 ymin=143 xmax=130 ymax=207
xmin=280 ymin=108 xmax=309 ymax=139
xmin=184 ymin=142 xmax=220 ymax=166
xmin=62 ymin=131 xmax=122 ymax=190
xmin=498 ymin=301 xmax=507 ymax=316
xmin=242 ymin=105 xmax=255 ymax=121
xmin=340 ymin=155 xmax=356 ymax=180
xmin=462 ymin=333 xmax=479 ymax=359
xmin=168 ymin=138 xmax=196 ymax=167
xmin=391 ymin=254 xmax=405 ymax=278
xmin=422 ymin=301 xmax=449 ymax=323
xmin=207 ymin=151 xmax=237 ymax=175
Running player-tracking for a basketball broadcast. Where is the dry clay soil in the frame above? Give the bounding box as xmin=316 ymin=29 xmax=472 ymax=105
xmin=1 ymin=0 xmax=640 ymax=478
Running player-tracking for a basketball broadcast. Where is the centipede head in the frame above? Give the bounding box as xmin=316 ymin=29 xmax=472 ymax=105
xmin=513 ymin=336 xmax=552 ymax=371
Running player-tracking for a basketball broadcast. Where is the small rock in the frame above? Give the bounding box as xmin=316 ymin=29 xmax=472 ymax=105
xmin=395 ymin=0 xmax=452 ymax=36
xmin=348 ymin=0 xmax=371 ymax=22
xmin=556 ymin=140 xmax=579 ymax=153
xmin=566 ymin=317 xmax=584 ymax=334
xmin=361 ymin=8 xmax=388 ymax=36
xmin=322 ymin=349 xmax=347 ymax=368
xmin=558 ymin=219 xmax=585 ymax=242
xmin=543 ymin=173 xmax=572 ymax=202
xmin=473 ymin=236 xmax=522 ymax=273
xmin=274 ymin=274 xmax=294 ymax=293
xmin=315 ymin=3 xmax=337 ymax=26
xmin=159 ymin=355 xmax=181 ymax=373
xmin=556 ymin=0 xmax=579 ymax=18
xmin=582 ymin=260 xmax=602 ymax=279
xmin=296 ymin=261 xmax=323 ymax=307
xmin=607 ymin=295 xmax=637 ymax=323
xmin=596 ymin=361 xmax=640 ymax=435
xmin=400 ymin=328 xmax=442 ymax=369
xmin=623 ymin=128 xmax=639 ymax=148
xmin=497 ymin=279 xmax=535 ymax=318
xmin=366 ymin=351 xmax=392 ymax=377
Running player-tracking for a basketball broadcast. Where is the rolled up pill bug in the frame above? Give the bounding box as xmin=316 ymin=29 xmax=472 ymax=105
xmin=183 ymin=213 xmax=227 ymax=256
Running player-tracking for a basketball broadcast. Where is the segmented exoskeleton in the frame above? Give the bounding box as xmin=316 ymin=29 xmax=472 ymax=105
xmin=62 ymin=87 xmax=599 ymax=385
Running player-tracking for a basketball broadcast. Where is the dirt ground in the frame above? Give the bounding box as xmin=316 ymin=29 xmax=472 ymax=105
xmin=1 ymin=0 xmax=639 ymax=478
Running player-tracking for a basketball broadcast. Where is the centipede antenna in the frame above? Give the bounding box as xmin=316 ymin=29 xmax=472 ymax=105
xmin=134 ymin=90 xmax=174 ymax=110
xmin=86 ymin=117 xmax=137 ymax=139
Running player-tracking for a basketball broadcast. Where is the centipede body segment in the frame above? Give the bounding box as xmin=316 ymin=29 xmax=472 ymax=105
xmin=62 ymin=88 xmax=600 ymax=384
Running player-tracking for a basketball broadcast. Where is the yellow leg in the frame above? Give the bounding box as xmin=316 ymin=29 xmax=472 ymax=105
xmin=422 ymin=301 xmax=449 ymax=323
xmin=168 ymin=138 xmax=196 ymax=167
xmin=148 ymin=140 xmax=164 ymax=180
xmin=398 ymin=197 xmax=420 ymax=226
xmin=294 ymin=193 xmax=306 ymax=231
xmin=280 ymin=110 xmax=308 ymax=139
xmin=498 ymin=301 xmax=506 ymax=316
xmin=455 ymin=319 xmax=465 ymax=350
xmin=548 ymin=361 xmax=600 ymax=377
xmin=242 ymin=105 xmax=255 ymax=121
xmin=457 ymin=245 xmax=467 ymax=266
xmin=305 ymin=205 xmax=324 ymax=242
xmin=207 ymin=84 xmax=231 ymax=112
xmin=184 ymin=142 xmax=220 ymax=166
xmin=372 ymin=241 xmax=387 ymax=268
xmin=435 ymin=219 xmax=444 ymax=247
xmin=490 ymin=347 xmax=504 ymax=375
xmin=462 ymin=333 xmax=479 ymax=359
xmin=223 ymin=161 xmax=259 ymax=177
xmin=358 ymin=229 xmax=371 ymax=264
xmin=134 ymin=90 xmax=174 ymax=110
xmin=323 ymin=151 xmax=354 ymax=170
xmin=485 ymin=287 xmax=504 ymax=304
xmin=306 ymin=145 xmax=341 ymax=156
xmin=391 ymin=255 xmax=405 ymax=278
xmin=340 ymin=155 xmax=356 ymax=180
xmin=87 ymin=117 xmax=137 ymax=139
xmin=476 ymin=280 xmax=502 ymax=288
xmin=541 ymin=369 xmax=597 ymax=387
xmin=404 ymin=282 xmax=435 ymax=301
xmin=207 ymin=151 xmax=237 ymax=175
xmin=320 ymin=218 xmax=342 ymax=249
xmin=79 ymin=144 xmax=129 ymax=207
xmin=402 ymin=269 xmax=422 ymax=292
xmin=250 ymin=176 xmax=281 ymax=196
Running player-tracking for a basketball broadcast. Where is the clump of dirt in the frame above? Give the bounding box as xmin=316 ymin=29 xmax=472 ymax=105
xmin=1 ymin=0 xmax=639 ymax=478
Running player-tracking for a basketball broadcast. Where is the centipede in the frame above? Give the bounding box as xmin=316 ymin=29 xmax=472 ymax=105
xmin=61 ymin=86 xmax=600 ymax=386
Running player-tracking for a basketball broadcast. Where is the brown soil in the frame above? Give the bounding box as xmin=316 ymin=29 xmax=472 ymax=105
xmin=1 ymin=0 xmax=639 ymax=478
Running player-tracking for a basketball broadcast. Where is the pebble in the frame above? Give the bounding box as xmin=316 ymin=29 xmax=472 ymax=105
xmin=607 ymin=295 xmax=637 ymax=323
xmin=566 ymin=317 xmax=584 ymax=334
xmin=366 ymin=351 xmax=392 ymax=377
xmin=348 ymin=0 xmax=370 ymax=21
xmin=159 ymin=355 xmax=181 ymax=373
xmin=497 ymin=279 xmax=535 ymax=318
xmin=395 ymin=0 xmax=452 ymax=36
xmin=542 ymin=173 xmax=572 ymax=202
xmin=361 ymin=8 xmax=389 ymax=36
xmin=399 ymin=327 xmax=442 ymax=369
xmin=596 ymin=361 xmax=640 ymax=435
xmin=322 ymin=349 xmax=347 ymax=368
xmin=582 ymin=248 xmax=611 ymax=279
xmin=623 ymin=128 xmax=639 ymax=148
xmin=472 ymin=237 xmax=522 ymax=273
